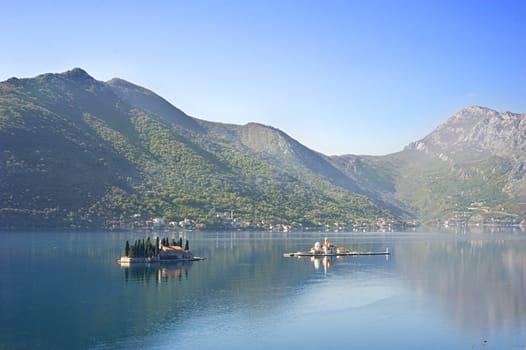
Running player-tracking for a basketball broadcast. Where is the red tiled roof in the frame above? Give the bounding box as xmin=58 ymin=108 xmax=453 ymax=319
xmin=161 ymin=245 xmax=184 ymax=252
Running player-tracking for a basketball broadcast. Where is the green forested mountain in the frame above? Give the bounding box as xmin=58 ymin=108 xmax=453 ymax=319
xmin=2 ymin=69 xmax=524 ymax=229
xmin=0 ymin=68 xmax=394 ymax=229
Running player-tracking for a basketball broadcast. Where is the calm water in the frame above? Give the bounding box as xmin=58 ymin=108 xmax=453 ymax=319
xmin=1 ymin=230 xmax=526 ymax=349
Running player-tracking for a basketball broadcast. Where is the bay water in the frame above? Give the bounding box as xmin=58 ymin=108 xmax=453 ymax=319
xmin=1 ymin=230 xmax=525 ymax=349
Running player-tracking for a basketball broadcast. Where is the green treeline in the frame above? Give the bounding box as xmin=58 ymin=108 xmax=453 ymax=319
xmin=124 ymin=237 xmax=159 ymax=258
xmin=123 ymin=237 xmax=189 ymax=258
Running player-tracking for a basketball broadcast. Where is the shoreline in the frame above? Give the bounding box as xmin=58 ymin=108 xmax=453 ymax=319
xmin=117 ymin=256 xmax=206 ymax=265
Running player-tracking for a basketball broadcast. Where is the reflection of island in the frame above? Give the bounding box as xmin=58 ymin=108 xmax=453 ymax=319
xmin=123 ymin=263 xmax=191 ymax=283
xmin=310 ymin=255 xmax=356 ymax=272
xmin=311 ymin=256 xmax=336 ymax=272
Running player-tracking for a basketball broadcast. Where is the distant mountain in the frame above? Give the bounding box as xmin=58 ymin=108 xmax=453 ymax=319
xmin=331 ymin=106 xmax=526 ymax=226
xmin=0 ymin=68 xmax=395 ymax=229
xmin=407 ymin=106 xmax=525 ymax=161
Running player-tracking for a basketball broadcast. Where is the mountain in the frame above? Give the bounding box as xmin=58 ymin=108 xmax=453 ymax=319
xmin=0 ymin=68 xmax=394 ymax=229
xmin=331 ymin=106 xmax=526 ymax=226
xmin=2 ymin=68 xmax=524 ymax=229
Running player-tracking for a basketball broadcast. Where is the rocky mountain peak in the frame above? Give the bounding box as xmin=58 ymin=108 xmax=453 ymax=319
xmin=61 ymin=67 xmax=95 ymax=83
xmin=38 ymin=67 xmax=110 ymax=96
xmin=58 ymin=68 xmax=100 ymax=88
xmin=406 ymin=106 xmax=525 ymax=160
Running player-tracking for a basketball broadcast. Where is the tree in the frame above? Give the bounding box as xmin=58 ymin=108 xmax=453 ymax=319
xmin=124 ymin=240 xmax=130 ymax=257
xmin=184 ymin=239 xmax=189 ymax=250
xmin=129 ymin=243 xmax=136 ymax=258
xmin=146 ymin=237 xmax=151 ymax=257
xmin=178 ymin=237 xmax=183 ymax=247
xmin=133 ymin=240 xmax=139 ymax=257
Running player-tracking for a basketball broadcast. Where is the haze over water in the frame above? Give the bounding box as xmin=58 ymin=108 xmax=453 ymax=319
xmin=1 ymin=230 xmax=525 ymax=349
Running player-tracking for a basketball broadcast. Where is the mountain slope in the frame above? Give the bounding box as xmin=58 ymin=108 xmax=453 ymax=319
xmin=3 ymin=69 xmax=523 ymax=229
xmin=0 ymin=69 xmax=140 ymax=226
xmin=0 ymin=68 xmax=395 ymax=229
xmin=331 ymin=106 xmax=526 ymax=225
xmin=105 ymin=76 xmax=398 ymax=225
xmin=405 ymin=106 xmax=526 ymax=198
xmin=107 ymin=77 xmax=205 ymax=133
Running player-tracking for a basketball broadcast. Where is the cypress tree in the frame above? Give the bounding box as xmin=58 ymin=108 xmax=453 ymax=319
xmin=146 ymin=237 xmax=151 ymax=257
xmin=184 ymin=239 xmax=189 ymax=251
xmin=178 ymin=237 xmax=183 ymax=247
xmin=124 ymin=240 xmax=130 ymax=257
xmin=134 ymin=240 xmax=139 ymax=257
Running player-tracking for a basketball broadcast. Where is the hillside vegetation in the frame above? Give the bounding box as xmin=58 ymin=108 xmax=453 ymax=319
xmin=0 ymin=69 xmax=394 ymax=230
xmin=2 ymin=69 xmax=524 ymax=230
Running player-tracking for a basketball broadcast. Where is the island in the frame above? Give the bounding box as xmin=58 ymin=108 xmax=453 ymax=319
xmin=283 ymin=238 xmax=390 ymax=257
xmin=118 ymin=237 xmax=206 ymax=265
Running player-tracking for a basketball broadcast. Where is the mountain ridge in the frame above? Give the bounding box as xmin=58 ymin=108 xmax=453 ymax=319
xmin=0 ymin=68 xmax=396 ymax=229
xmin=406 ymin=106 xmax=526 ymax=159
xmin=331 ymin=105 xmax=526 ymax=225
xmin=1 ymin=68 xmax=524 ymax=229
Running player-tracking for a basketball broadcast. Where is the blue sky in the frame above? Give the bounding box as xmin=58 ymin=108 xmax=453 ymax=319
xmin=1 ymin=0 xmax=525 ymax=155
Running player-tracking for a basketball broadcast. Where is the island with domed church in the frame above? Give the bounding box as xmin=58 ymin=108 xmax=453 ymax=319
xmin=118 ymin=236 xmax=206 ymax=265
xmin=283 ymin=238 xmax=390 ymax=257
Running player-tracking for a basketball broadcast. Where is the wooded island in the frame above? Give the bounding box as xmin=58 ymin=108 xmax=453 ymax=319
xmin=119 ymin=237 xmax=204 ymax=264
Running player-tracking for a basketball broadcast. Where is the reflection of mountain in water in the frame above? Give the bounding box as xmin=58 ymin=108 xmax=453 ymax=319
xmin=395 ymin=236 xmax=526 ymax=332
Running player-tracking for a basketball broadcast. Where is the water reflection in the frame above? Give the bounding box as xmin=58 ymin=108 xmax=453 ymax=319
xmin=311 ymin=256 xmax=333 ymax=272
xmin=395 ymin=235 xmax=526 ymax=333
xmin=2 ymin=230 xmax=525 ymax=349
xmin=308 ymin=256 xmax=353 ymax=272
xmin=426 ymin=224 xmax=526 ymax=235
xmin=122 ymin=263 xmax=192 ymax=284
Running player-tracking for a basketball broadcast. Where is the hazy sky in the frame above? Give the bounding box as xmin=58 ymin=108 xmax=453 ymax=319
xmin=2 ymin=0 xmax=525 ymax=155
